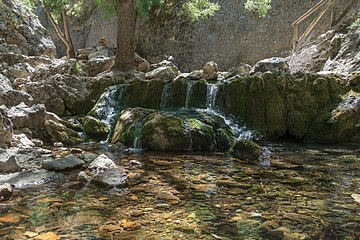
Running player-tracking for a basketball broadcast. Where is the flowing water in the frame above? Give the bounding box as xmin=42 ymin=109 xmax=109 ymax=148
xmin=1 ymin=143 xmax=360 ymax=240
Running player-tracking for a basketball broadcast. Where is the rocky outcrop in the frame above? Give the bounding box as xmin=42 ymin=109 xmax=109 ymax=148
xmin=306 ymin=91 xmax=360 ymax=143
xmin=0 ymin=155 xmax=21 ymax=173
xmin=0 ymin=0 xmax=55 ymax=57
xmin=83 ymin=116 xmax=109 ymax=140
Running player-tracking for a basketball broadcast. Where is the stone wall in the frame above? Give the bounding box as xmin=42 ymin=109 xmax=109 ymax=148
xmin=40 ymin=0 xmax=358 ymax=71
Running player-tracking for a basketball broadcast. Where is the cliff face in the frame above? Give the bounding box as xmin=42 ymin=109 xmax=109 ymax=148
xmin=58 ymin=0 xmax=357 ymax=71
xmin=0 ymin=0 xmax=56 ymax=57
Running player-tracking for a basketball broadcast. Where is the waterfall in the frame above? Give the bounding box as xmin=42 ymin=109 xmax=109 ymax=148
xmin=130 ymin=118 xmax=146 ymax=151
xmin=206 ymin=83 xmax=218 ymax=110
xmin=92 ymin=84 xmax=129 ymax=127
xmin=185 ymin=81 xmax=196 ymax=109
xmin=203 ymin=82 xmax=256 ymax=141
xmin=160 ymin=83 xmax=171 ymax=111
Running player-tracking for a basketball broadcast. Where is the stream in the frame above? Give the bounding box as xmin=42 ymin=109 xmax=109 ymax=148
xmin=1 ymin=142 xmax=360 ymax=240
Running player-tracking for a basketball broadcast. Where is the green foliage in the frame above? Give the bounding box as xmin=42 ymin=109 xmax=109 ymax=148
xmin=244 ymin=0 xmax=271 ymax=18
xmin=183 ymin=0 xmax=220 ymax=21
xmin=347 ymin=16 xmax=360 ymax=33
xmin=94 ymin=0 xmax=117 ymax=18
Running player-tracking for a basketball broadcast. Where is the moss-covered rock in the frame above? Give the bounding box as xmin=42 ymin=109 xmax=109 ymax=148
xmin=83 ymin=116 xmax=109 ymax=141
xmin=188 ymin=79 xmax=207 ymax=109
xmin=306 ymin=91 xmax=360 ymax=143
xmin=231 ymin=140 xmax=261 ymax=161
xmin=111 ymin=108 xmax=155 ymax=146
xmin=186 ymin=118 xmax=216 ymax=151
xmin=162 ymin=78 xmax=187 ymax=110
xmin=142 ymin=112 xmax=189 ymax=151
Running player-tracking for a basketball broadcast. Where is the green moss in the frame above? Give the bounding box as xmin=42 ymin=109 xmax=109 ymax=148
xmin=83 ymin=116 xmax=109 ymax=141
xmin=231 ymin=140 xmax=261 ymax=161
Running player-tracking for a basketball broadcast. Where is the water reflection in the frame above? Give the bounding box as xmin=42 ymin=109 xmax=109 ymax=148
xmin=0 ymin=142 xmax=359 ymax=239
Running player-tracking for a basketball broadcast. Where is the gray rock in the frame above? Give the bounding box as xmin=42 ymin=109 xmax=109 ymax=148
xmin=0 ymin=110 xmax=13 ymax=143
xmin=88 ymin=154 xmax=117 ymax=172
xmin=252 ymin=57 xmax=289 ymax=73
xmin=145 ymin=66 xmax=176 ymax=81
xmin=6 ymin=62 xmax=34 ymax=79
xmin=188 ymin=70 xmax=203 ymax=80
xmin=83 ymin=57 xmax=114 ymax=77
xmin=78 ymin=171 xmax=92 ymax=183
xmin=231 ymin=140 xmax=261 ymax=161
xmin=135 ymin=53 xmax=150 ymax=72
xmin=42 ymin=155 xmax=84 ymax=171
xmin=202 ymin=61 xmax=218 ymax=80
xmin=0 ymin=183 xmax=13 ymax=202
xmin=88 ymin=46 xmax=115 ymax=59
xmin=0 ymin=170 xmax=59 ymax=188
xmin=82 ymin=153 xmax=98 ymax=163
xmin=93 ymin=168 xmax=127 ymax=188
xmin=0 ymin=155 xmax=21 ymax=173
xmin=7 ymin=103 xmax=46 ymax=130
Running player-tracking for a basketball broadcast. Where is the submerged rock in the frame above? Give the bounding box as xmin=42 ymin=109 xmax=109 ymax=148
xmin=42 ymin=155 xmax=84 ymax=171
xmin=0 ymin=183 xmax=13 ymax=202
xmin=0 ymin=155 xmax=21 ymax=173
xmin=231 ymin=140 xmax=261 ymax=161
xmin=93 ymin=168 xmax=128 ymax=188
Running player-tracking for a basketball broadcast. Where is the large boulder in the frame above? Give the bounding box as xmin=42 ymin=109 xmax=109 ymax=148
xmin=44 ymin=119 xmax=82 ymax=146
xmin=93 ymin=168 xmax=128 ymax=188
xmin=88 ymin=154 xmax=118 ymax=172
xmin=111 ymin=108 xmax=235 ymax=152
xmin=7 ymin=103 xmax=46 ymax=130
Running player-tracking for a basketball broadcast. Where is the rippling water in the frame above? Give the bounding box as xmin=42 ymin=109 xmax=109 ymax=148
xmin=1 ymin=142 xmax=360 ymax=240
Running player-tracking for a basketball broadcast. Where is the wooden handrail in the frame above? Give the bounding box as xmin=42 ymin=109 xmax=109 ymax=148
xmin=292 ymin=0 xmax=358 ymax=51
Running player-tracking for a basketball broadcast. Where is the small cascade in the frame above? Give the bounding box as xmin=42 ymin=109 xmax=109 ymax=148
xmin=130 ymin=118 xmax=145 ymax=151
xmin=184 ymin=120 xmax=194 ymax=152
xmin=160 ymin=83 xmax=171 ymax=111
xmin=93 ymin=84 xmax=129 ymax=127
xmin=185 ymin=81 xmax=196 ymax=109
xmin=206 ymin=83 xmax=219 ymax=110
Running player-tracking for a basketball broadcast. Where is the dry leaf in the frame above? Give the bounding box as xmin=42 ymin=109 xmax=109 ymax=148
xmin=351 ymin=194 xmax=360 ymax=204
xmin=0 ymin=213 xmax=21 ymax=223
xmin=34 ymin=232 xmax=60 ymax=240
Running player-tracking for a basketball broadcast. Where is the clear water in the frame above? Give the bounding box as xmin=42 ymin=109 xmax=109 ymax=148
xmin=1 ymin=143 xmax=360 ymax=240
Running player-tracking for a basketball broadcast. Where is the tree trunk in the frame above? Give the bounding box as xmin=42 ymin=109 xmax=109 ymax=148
xmin=114 ymin=0 xmax=136 ymax=71
xmin=61 ymin=9 xmax=76 ymax=58
xmin=44 ymin=6 xmax=75 ymax=59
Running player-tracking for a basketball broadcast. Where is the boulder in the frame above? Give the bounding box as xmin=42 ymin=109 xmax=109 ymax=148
xmin=93 ymin=168 xmax=128 ymax=188
xmin=135 ymin=53 xmax=150 ymax=72
xmin=0 ymin=183 xmax=13 ymax=202
xmin=45 ymin=119 xmax=82 ymax=146
xmin=0 ymin=109 xmax=13 ymax=143
xmin=5 ymin=62 xmax=34 ymax=79
xmin=0 ymin=155 xmax=21 ymax=173
xmin=42 ymin=155 xmax=84 ymax=171
xmin=231 ymin=140 xmax=261 ymax=161
xmin=83 ymin=116 xmax=109 ymax=140
xmin=88 ymin=154 xmax=118 ymax=172
xmin=83 ymin=57 xmax=114 ymax=77
xmin=252 ymin=57 xmax=289 ymax=73
xmin=88 ymin=46 xmax=115 ymax=59
xmin=202 ymin=61 xmax=218 ymax=80
xmin=149 ymin=60 xmax=180 ymax=76
xmin=145 ymin=66 xmax=176 ymax=81
xmin=7 ymin=103 xmax=46 ymax=130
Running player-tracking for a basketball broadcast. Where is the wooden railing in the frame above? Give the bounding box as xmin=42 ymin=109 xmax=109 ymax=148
xmin=292 ymin=0 xmax=358 ymax=50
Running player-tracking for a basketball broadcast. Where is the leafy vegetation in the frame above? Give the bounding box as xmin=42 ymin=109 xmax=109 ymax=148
xmin=244 ymin=0 xmax=271 ymax=18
